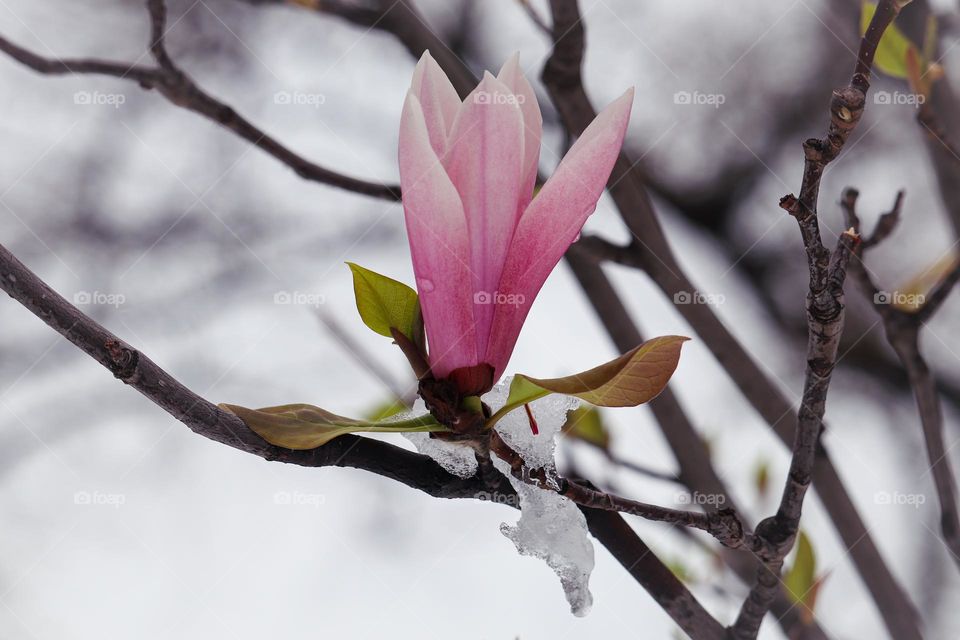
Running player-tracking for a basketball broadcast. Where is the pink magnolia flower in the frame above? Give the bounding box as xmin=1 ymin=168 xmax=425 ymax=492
xmin=399 ymin=51 xmax=633 ymax=392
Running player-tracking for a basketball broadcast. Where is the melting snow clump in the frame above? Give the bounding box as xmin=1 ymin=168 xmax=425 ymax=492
xmin=485 ymin=377 xmax=595 ymax=617
xmin=402 ymin=401 xmax=478 ymax=479
xmin=401 ymin=380 xmax=595 ymax=616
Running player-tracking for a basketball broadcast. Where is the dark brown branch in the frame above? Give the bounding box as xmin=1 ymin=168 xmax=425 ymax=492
xmin=489 ymin=430 xmax=751 ymax=551
xmin=0 ymin=2 xmax=399 ymax=201
xmin=917 ymin=84 xmax=960 ymax=236
xmin=21 ymin=0 xmax=905 ymax=633
xmin=564 ymin=480 xmax=751 ymax=549
xmin=0 ymin=242 xmax=495 ymax=498
xmin=916 ymin=258 xmax=960 ymax=322
xmin=316 ymin=311 xmax=415 ymax=406
xmin=539 ymin=0 xmax=920 ymax=632
xmin=564 ymin=245 xmax=830 ymax=638
xmin=517 ymin=0 xmax=552 ymax=35
xmin=486 ymin=431 xmax=728 ymax=639
xmin=843 ymin=189 xmax=960 ymax=573
xmin=0 ymin=236 xmax=728 ymax=639
xmin=731 ymin=4 xmax=910 ymax=637
xmin=583 ymin=509 xmax=727 ymax=640
xmin=0 ymin=1 xmax=728 ymax=632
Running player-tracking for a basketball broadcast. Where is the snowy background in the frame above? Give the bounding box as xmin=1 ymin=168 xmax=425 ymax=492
xmin=1 ymin=0 xmax=960 ymax=637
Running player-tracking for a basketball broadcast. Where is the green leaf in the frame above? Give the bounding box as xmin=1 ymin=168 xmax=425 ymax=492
xmin=753 ymin=458 xmax=771 ymax=497
xmin=563 ymin=406 xmax=611 ymax=451
xmin=347 ymin=262 xmax=422 ymax=344
xmin=488 ymin=335 xmax=689 ymax=427
xmin=861 ymin=1 xmax=919 ymax=79
xmin=220 ymin=402 xmax=447 ymax=449
xmin=784 ymin=532 xmax=817 ymax=609
xmin=922 ymin=14 xmax=938 ymax=63
xmin=363 ymin=398 xmax=409 ymax=421
xmin=664 ymin=556 xmax=695 ymax=584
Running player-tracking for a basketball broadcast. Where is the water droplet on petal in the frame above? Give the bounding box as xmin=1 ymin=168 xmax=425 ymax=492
xmin=418 ymin=278 xmax=435 ymax=293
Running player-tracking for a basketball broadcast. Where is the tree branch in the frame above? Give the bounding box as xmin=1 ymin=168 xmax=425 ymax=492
xmin=0 ymin=242 xmax=496 ymax=497
xmin=489 ymin=430 xmax=752 ymax=551
xmin=0 ymin=1 xmax=399 ymax=201
xmin=843 ymin=189 xmax=960 ymax=573
xmin=0 ymin=237 xmax=731 ymax=639
xmin=731 ymin=3 xmax=910 ymax=637
xmin=562 ymin=247 xmax=831 ymax=638
xmin=583 ymin=508 xmax=727 ymax=640
xmin=539 ymin=0 xmax=920 ymax=634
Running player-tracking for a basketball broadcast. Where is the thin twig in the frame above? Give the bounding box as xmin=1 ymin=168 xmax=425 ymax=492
xmin=564 ymin=242 xmax=830 ymax=638
xmin=517 ymin=0 xmax=552 ymax=35
xmin=1 ymin=2 xmax=729 ymax=630
xmin=486 ymin=430 xmax=728 ymax=639
xmin=538 ymin=0 xmax=920 ymax=630
xmin=0 ymin=1 xmax=399 ymax=201
xmin=0 ymin=242 xmax=494 ymax=497
xmin=0 ymin=236 xmax=725 ymax=639
xmin=489 ymin=431 xmax=751 ymax=550
xmin=731 ymin=3 xmax=913 ymax=637
xmin=316 ymin=311 xmax=415 ymax=406
xmin=843 ymin=189 xmax=960 ymax=573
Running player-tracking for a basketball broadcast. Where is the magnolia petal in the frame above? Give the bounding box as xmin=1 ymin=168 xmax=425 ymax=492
xmin=444 ymin=71 xmax=525 ymax=358
xmin=497 ymin=52 xmax=542 ymax=212
xmin=484 ymin=88 xmax=634 ymax=379
xmin=410 ymin=51 xmax=462 ymax=157
xmin=399 ymin=92 xmax=478 ymax=377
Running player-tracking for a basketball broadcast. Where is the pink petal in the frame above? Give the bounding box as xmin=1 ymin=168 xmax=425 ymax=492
xmin=444 ymin=71 xmax=525 ymax=359
xmin=496 ymin=52 xmax=542 ymax=212
xmin=410 ymin=51 xmax=462 ymax=158
xmin=399 ymin=92 xmax=478 ymax=378
xmin=484 ymin=88 xmax=634 ymax=379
